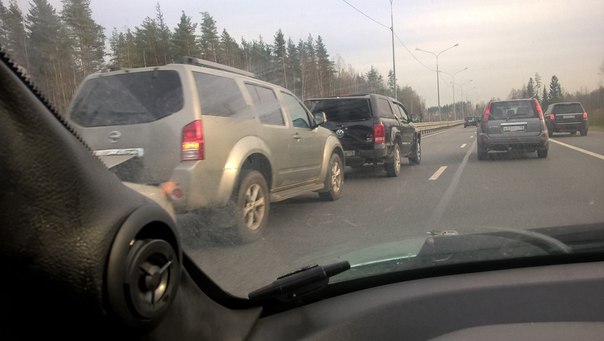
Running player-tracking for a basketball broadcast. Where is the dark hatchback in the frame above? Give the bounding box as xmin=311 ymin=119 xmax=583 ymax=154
xmin=544 ymin=102 xmax=589 ymax=137
xmin=307 ymin=94 xmax=420 ymax=177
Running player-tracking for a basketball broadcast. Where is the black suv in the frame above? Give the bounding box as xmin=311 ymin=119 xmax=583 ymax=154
xmin=464 ymin=116 xmax=479 ymax=127
xmin=307 ymin=94 xmax=421 ymax=177
xmin=544 ymin=102 xmax=589 ymax=137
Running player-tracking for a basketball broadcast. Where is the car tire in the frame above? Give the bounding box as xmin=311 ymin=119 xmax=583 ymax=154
xmin=385 ymin=144 xmax=401 ymax=177
xmin=409 ymin=137 xmax=421 ymax=165
xmin=233 ymin=170 xmax=270 ymax=243
xmin=580 ymin=127 xmax=588 ymax=136
xmin=537 ymin=148 xmax=548 ymax=158
xmin=477 ymin=145 xmax=487 ymax=160
xmin=319 ymin=153 xmax=344 ymax=201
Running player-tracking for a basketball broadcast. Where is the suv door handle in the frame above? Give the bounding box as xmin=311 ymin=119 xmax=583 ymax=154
xmin=293 ymin=133 xmax=302 ymax=140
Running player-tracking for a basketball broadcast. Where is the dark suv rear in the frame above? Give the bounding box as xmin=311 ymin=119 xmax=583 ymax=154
xmin=307 ymin=94 xmax=420 ymax=177
xmin=477 ymin=98 xmax=549 ymax=160
xmin=544 ymin=102 xmax=588 ymax=137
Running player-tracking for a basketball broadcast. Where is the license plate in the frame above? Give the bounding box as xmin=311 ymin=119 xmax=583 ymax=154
xmin=344 ymin=150 xmax=356 ymax=157
xmin=502 ymin=125 xmax=525 ymax=132
xmin=563 ymin=115 xmax=575 ymax=119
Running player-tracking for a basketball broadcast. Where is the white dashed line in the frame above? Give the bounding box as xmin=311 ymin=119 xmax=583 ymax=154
xmin=460 ymin=143 xmax=467 ymax=148
xmin=470 ymin=135 xmax=474 ymax=138
xmin=550 ymin=139 xmax=604 ymax=161
xmin=429 ymin=166 xmax=448 ymax=181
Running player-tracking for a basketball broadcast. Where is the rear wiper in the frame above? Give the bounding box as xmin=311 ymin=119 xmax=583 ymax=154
xmin=248 ymin=260 xmax=350 ymax=302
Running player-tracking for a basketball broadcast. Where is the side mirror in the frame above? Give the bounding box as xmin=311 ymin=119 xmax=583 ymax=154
xmin=314 ymin=112 xmax=327 ymax=126
xmin=409 ymin=114 xmax=420 ymax=123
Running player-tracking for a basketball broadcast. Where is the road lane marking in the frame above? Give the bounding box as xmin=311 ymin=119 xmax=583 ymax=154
xmin=425 ymin=140 xmax=476 ymax=229
xmin=460 ymin=143 xmax=467 ymax=148
xmin=429 ymin=166 xmax=448 ymax=181
xmin=470 ymin=135 xmax=474 ymax=138
xmin=550 ymin=139 xmax=604 ymax=161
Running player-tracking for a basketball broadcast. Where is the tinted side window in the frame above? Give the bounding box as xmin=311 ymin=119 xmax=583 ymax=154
xmin=377 ymin=98 xmax=395 ymax=119
xmin=395 ymin=103 xmax=409 ymax=121
xmin=281 ymin=92 xmax=310 ymax=128
xmin=70 ymin=70 xmax=183 ymax=127
xmin=193 ymin=72 xmax=246 ymax=117
xmin=245 ymin=84 xmax=285 ymax=125
xmin=307 ymin=99 xmax=372 ymax=121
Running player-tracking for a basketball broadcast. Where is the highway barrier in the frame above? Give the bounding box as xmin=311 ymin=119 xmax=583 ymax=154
xmin=415 ymin=120 xmax=464 ymax=134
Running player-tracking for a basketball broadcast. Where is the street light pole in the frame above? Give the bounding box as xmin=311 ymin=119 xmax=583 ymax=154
xmin=416 ymin=43 xmax=459 ymax=120
xmin=458 ymin=80 xmax=472 ymax=117
xmin=390 ymin=0 xmax=396 ymax=99
xmin=447 ymin=67 xmax=468 ymax=120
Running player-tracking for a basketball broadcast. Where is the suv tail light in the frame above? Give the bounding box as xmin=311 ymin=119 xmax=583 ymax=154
xmin=533 ymin=98 xmax=544 ymax=120
xmin=583 ymin=112 xmax=588 ymax=120
xmin=483 ymin=102 xmax=492 ymax=123
xmin=182 ymin=120 xmax=204 ymax=160
xmin=549 ymin=114 xmax=555 ymax=121
xmin=373 ymin=123 xmax=385 ymax=144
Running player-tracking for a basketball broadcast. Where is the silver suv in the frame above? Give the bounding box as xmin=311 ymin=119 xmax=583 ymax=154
xmin=67 ymin=58 xmax=344 ymax=241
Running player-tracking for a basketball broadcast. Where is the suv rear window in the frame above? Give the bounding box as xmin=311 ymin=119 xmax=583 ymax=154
xmin=490 ymin=101 xmax=537 ymax=120
xmin=70 ymin=70 xmax=183 ymax=127
xmin=552 ymin=103 xmax=583 ymax=114
xmin=308 ymin=98 xmax=372 ymax=122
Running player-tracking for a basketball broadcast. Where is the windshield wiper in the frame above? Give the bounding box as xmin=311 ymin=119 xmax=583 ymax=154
xmin=248 ymin=260 xmax=350 ymax=302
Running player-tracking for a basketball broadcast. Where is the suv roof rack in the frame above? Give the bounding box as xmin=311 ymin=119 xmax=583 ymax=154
xmin=182 ymin=56 xmax=256 ymax=78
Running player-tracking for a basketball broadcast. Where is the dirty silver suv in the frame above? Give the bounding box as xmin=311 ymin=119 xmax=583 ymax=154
xmin=67 ymin=58 xmax=344 ymax=241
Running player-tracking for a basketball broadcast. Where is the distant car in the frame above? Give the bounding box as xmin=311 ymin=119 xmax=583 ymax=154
xmin=477 ymin=98 xmax=549 ymax=160
xmin=544 ymin=102 xmax=588 ymax=137
xmin=67 ymin=57 xmax=344 ymax=242
xmin=464 ymin=116 xmax=479 ymax=127
xmin=306 ymin=94 xmax=421 ymax=177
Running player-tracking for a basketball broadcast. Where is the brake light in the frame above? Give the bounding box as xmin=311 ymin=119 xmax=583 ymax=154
xmin=483 ymin=102 xmax=491 ymax=123
xmin=182 ymin=120 xmax=204 ymax=160
xmin=533 ymin=99 xmax=544 ymax=119
xmin=373 ymin=123 xmax=385 ymax=144
xmin=549 ymin=114 xmax=555 ymax=121
xmin=583 ymin=112 xmax=588 ymax=120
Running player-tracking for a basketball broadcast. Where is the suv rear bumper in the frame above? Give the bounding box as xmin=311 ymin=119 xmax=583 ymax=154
xmin=548 ymin=121 xmax=587 ymax=132
xmin=344 ymin=145 xmax=388 ymax=166
xmin=479 ymin=133 xmax=548 ymax=151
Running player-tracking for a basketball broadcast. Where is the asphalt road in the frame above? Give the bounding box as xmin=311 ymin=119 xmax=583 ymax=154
xmin=180 ymin=126 xmax=604 ymax=297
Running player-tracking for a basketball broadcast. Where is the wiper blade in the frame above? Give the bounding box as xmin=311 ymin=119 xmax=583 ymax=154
xmin=248 ymin=260 xmax=350 ymax=302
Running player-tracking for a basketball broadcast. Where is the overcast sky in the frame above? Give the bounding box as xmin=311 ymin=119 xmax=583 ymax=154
xmin=16 ymin=0 xmax=604 ymax=107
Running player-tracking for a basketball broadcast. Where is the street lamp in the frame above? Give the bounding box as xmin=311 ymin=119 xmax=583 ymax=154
xmin=445 ymin=67 xmax=468 ymax=120
xmin=457 ymin=80 xmax=473 ymax=117
xmin=416 ymin=43 xmax=459 ymax=120
xmin=389 ymin=0 xmax=396 ymax=99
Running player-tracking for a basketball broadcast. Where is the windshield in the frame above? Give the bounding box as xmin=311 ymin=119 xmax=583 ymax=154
xmin=3 ymin=0 xmax=604 ymax=299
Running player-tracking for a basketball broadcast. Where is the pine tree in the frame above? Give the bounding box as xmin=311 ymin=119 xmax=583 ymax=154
xmin=2 ymin=0 xmax=29 ymax=69
xmin=199 ymin=12 xmax=219 ymax=62
xmin=219 ymin=29 xmax=239 ymax=67
xmin=273 ymin=29 xmax=287 ymax=87
xmin=286 ymin=38 xmax=300 ymax=96
xmin=315 ymin=35 xmax=333 ymax=96
xmin=549 ymin=75 xmax=563 ymax=103
xmin=154 ymin=3 xmax=171 ymax=64
xmin=527 ymin=77 xmax=535 ymax=98
xmin=366 ymin=66 xmax=384 ymax=93
xmin=27 ymin=0 xmax=77 ymax=112
xmin=171 ymin=11 xmax=199 ymax=61
xmin=61 ymin=0 xmax=106 ymax=76
xmin=542 ymin=86 xmax=549 ymax=109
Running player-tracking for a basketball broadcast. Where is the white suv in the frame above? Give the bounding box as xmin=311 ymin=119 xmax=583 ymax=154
xmin=67 ymin=58 xmax=344 ymax=242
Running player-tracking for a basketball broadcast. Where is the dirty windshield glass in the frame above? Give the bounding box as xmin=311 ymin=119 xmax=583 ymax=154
xmin=3 ymin=0 xmax=604 ymax=298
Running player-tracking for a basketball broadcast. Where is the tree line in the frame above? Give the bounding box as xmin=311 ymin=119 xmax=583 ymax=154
xmin=0 ymin=0 xmax=426 ymax=117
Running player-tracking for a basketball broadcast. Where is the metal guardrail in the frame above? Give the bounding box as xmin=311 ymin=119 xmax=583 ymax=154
xmin=415 ymin=120 xmax=464 ymax=134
